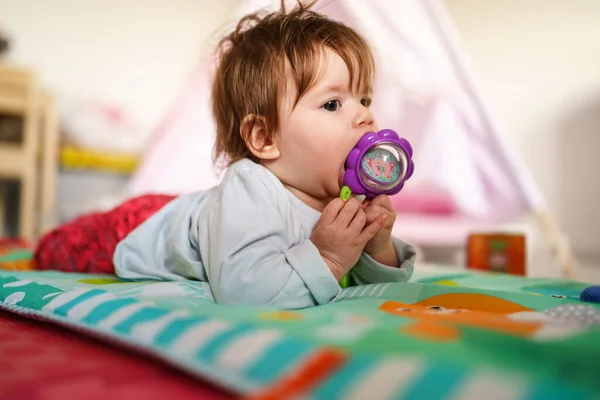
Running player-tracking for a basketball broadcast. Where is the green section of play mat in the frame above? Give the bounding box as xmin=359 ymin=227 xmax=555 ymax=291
xmin=1 ymin=265 xmax=599 ymax=399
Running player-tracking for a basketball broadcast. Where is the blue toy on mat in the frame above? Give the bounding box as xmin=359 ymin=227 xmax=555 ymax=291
xmin=580 ymin=285 xmax=600 ymax=303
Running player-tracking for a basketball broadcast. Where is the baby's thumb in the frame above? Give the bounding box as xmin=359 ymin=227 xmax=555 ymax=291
xmin=361 ymin=214 xmax=386 ymax=242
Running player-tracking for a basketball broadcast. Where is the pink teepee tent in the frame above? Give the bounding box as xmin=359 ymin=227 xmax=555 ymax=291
xmin=128 ymin=0 xmax=578 ymax=279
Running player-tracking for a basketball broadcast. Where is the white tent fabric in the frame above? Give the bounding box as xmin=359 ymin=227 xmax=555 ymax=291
xmin=128 ymin=0 xmax=545 ymax=224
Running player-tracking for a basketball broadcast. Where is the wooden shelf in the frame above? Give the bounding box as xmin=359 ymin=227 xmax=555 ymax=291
xmin=0 ymin=146 xmax=29 ymax=178
xmin=0 ymin=95 xmax=28 ymax=115
xmin=0 ymin=63 xmax=58 ymax=240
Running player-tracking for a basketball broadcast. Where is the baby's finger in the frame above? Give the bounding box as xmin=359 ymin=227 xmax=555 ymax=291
xmin=364 ymin=205 xmax=388 ymax=223
xmin=320 ymin=198 xmax=345 ymax=226
xmin=336 ymin=197 xmax=361 ymax=227
xmin=349 ymin=207 xmax=366 ymax=232
xmin=370 ymin=195 xmax=394 ymax=212
xmin=359 ymin=214 xmax=386 ymax=243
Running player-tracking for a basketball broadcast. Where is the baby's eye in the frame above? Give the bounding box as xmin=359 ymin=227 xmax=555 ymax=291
xmin=361 ymin=98 xmax=371 ymax=107
xmin=323 ymin=100 xmax=340 ymax=112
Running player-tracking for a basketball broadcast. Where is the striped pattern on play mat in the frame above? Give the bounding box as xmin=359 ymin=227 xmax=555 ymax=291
xmin=1 ymin=268 xmax=600 ymax=399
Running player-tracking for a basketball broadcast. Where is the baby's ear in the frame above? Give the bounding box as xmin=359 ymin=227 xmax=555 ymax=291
xmin=240 ymin=114 xmax=280 ymax=160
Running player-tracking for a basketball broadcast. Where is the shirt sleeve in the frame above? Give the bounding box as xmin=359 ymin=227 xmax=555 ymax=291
xmin=350 ymin=236 xmax=416 ymax=285
xmin=205 ymin=169 xmax=341 ymax=309
xmin=113 ymin=194 xmax=207 ymax=282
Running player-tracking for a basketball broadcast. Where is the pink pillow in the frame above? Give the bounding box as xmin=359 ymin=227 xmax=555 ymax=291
xmin=390 ymin=186 xmax=457 ymax=215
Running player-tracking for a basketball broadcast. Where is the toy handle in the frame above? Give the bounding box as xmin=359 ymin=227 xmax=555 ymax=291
xmin=340 ymin=185 xmax=352 ymax=201
xmin=338 ymin=185 xmax=353 ymax=287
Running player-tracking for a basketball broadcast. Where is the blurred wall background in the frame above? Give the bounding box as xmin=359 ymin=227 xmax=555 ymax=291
xmin=446 ymin=0 xmax=600 ymax=262
xmin=0 ymin=0 xmax=238 ymax=134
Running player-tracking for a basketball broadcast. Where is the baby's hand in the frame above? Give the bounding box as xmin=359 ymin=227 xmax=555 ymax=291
xmin=311 ymin=197 xmax=385 ymax=282
xmin=361 ymin=195 xmax=398 ymax=266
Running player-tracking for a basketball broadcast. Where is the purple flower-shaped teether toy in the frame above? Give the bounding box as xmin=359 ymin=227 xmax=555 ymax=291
xmin=340 ymin=129 xmax=414 ymax=200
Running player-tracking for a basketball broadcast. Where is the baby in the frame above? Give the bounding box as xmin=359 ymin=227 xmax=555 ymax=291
xmin=35 ymin=2 xmax=416 ymax=309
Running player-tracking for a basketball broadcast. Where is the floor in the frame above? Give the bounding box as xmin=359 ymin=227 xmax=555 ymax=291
xmin=576 ymin=260 xmax=600 ymax=284
xmin=0 ymin=310 xmax=234 ymax=400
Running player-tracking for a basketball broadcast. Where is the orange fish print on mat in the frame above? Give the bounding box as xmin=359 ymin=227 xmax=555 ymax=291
xmin=379 ymin=293 xmax=584 ymax=341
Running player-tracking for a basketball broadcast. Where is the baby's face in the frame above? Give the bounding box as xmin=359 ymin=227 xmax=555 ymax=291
xmin=269 ymin=48 xmax=377 ymax=211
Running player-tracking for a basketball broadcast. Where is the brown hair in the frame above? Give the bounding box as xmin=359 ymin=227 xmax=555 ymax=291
xmin=211 ymin=0 xmax=375 ymax=167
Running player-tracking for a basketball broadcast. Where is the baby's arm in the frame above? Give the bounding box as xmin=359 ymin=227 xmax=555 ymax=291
xmin=207 ymin=170 xmax=342 ymax=309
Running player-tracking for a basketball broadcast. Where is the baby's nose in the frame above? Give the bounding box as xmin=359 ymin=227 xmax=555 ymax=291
xmin=352 ymin=105 xmax=375 ymax=128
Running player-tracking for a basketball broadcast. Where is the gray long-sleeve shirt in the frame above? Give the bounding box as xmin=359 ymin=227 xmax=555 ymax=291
xmin=114 ymin=158 xmax=415 ymax=309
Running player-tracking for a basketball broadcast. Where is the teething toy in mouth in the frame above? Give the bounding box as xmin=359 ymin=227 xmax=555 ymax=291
xmin=340 ymin=129 xmax=414 ymax=200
